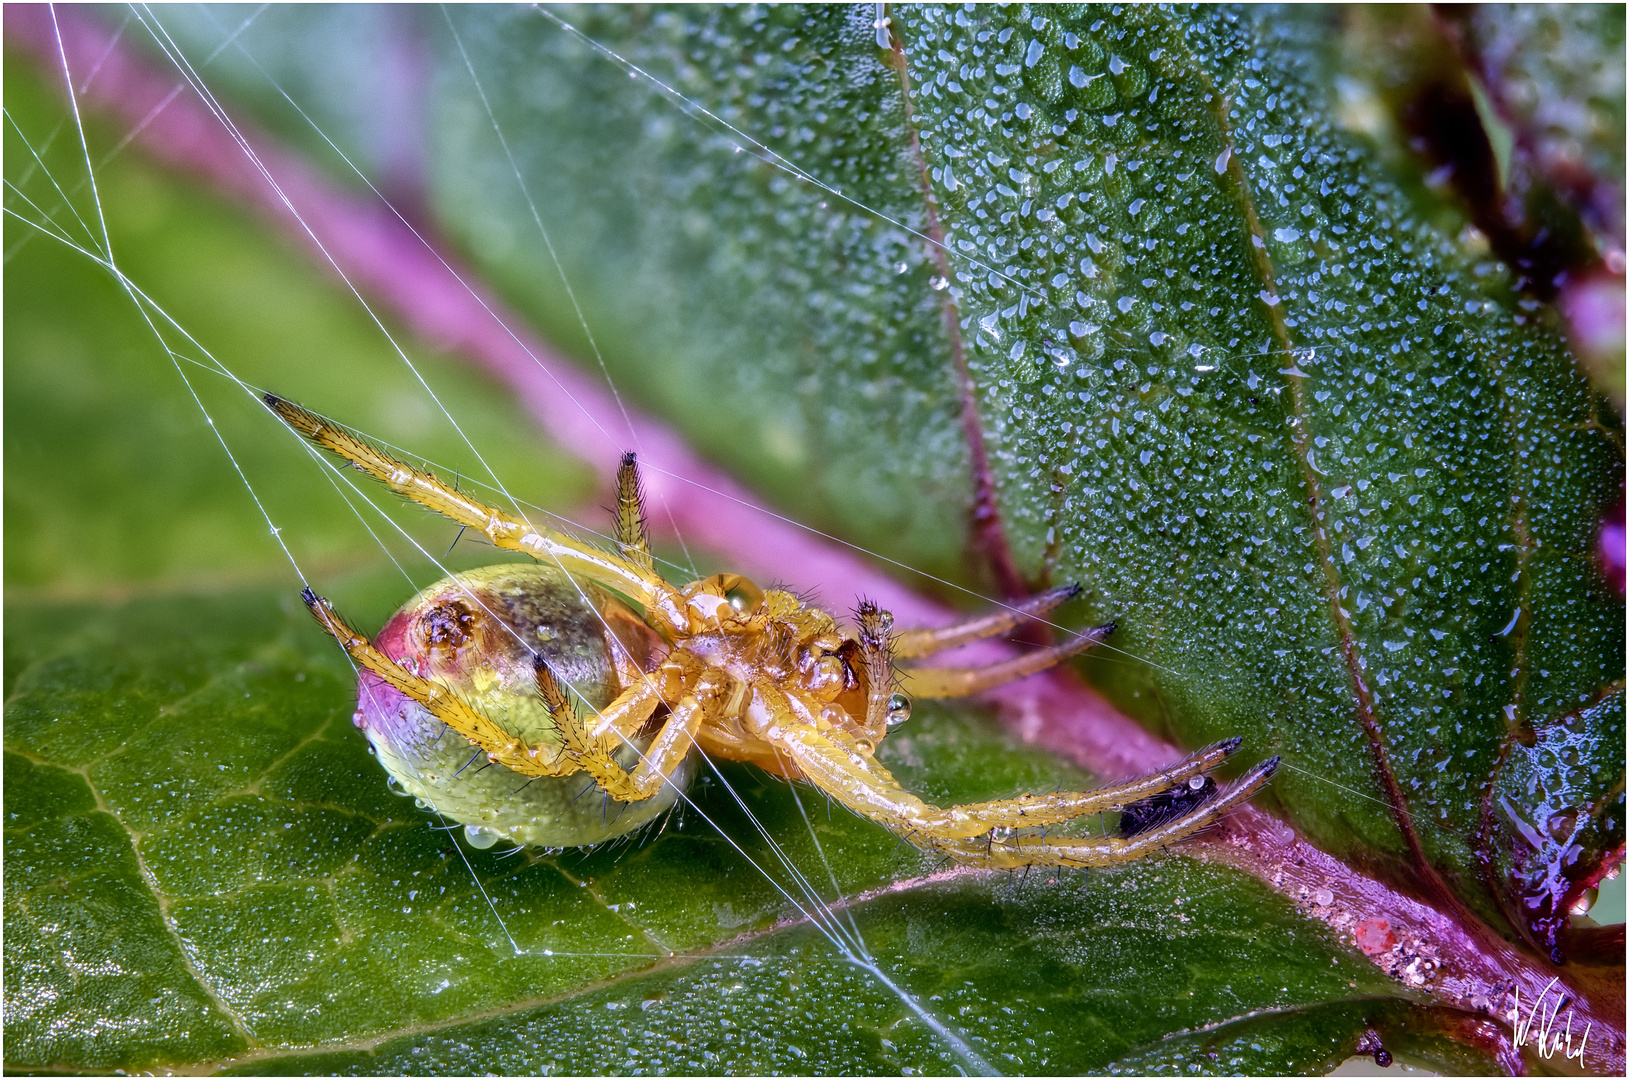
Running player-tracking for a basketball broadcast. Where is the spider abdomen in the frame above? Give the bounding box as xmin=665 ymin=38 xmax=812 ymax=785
xmin=353 ymin=563 xmax=694 ymax=848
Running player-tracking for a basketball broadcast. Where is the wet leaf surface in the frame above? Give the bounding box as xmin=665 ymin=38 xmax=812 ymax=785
xmin=6 ymin=5 xmax=1621 ymax=1075
xmin=411 ymin=2 xmax=1624 ymax=960
xmin=7 ymin=587 xmax=1441 ymax=1074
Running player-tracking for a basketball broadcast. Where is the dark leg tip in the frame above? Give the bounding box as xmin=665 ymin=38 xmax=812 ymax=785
xmin=620 ymin=451 xmax=637 ymax=467
xmin=263 ymin=392 xmax=283 ymax=408
xmin=1218 ymin=735 xmax=1244 ymax=756
xmin=300 ymin=586 xmax=318 ymax=606
xmin=1097 ymin=620 xmax=1117 ymax=636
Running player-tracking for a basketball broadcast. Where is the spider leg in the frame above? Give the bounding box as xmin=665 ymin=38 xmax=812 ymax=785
xmin=757 ymin=691 xmax=1262 ymax=841
xmin=531 ymin=657 xmax=664 ymax=751
xmin=269 ymin=395 xmax=689 ymax=636
xmin=302 ymin=589 xmax=578 ymax=778
xmin=891 ymin=585 xmax=1081 ymax=659
xmin=538 ymin=664 xmax=723 ymax=802
xmin=907 ymin=738 xmax=1250 ymax=828
xmin=615 ymin=452 xmax=654 ymax=573
xmin=924 ymin=756 xmax=1280 ymax=869
xmin=899 ymin=621 xmax=1115 ymax=699
xmin=853 ymin=601 xmax=898 ymax=734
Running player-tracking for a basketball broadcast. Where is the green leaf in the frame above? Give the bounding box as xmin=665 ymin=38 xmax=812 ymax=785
xmin=7 ymin=586 xmax=1436 ymax=1074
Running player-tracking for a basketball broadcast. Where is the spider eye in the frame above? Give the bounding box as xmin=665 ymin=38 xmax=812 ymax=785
xmin=724 ymin=578 xmax=764 ymax=616
xmin=885 ymin=693 xmax=912 ymax=728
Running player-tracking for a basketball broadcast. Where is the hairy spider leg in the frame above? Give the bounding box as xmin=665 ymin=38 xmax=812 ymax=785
xmin=615 ymin=452 xmax=654 ymax=573
xmin=304 ymin=590 xmax=576 ymax=778
xmin=923 ymin=756 xmax=1281 ymax=869
xmin=535 ymin=660 xmax=720 ymax=802
xmin=853 ymin=601 xmax=898 ymax=734
xmin=899 ymin=620 xmax=1116 ymax=699
xmin=268 ymin=395 xmax=691 ymax=637
xmin=891 ymin=584 xmax=1082 ymax=659
xmin=752 ymin=686 xmax=1262 ymax=838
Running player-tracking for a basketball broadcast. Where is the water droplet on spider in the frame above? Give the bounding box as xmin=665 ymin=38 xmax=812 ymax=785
xmin=464 ymin=824 xmax=504 ymax=850
xmin=886 ymin=693 xmax=912 ymax=728
xmin=929 ymin=274 xmax=949 ymax=291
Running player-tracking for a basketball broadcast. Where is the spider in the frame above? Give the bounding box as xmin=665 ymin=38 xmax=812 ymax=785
xmin=268 ymin=394 xmax=1279 ymax=865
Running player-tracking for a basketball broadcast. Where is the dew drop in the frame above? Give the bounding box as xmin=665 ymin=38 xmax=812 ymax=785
xmin=464 ymin=824 xmax=504 ymax=849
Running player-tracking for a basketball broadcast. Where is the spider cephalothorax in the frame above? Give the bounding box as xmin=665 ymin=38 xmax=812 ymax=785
xmin=271 ymin=394 xmax=1278 ymax=864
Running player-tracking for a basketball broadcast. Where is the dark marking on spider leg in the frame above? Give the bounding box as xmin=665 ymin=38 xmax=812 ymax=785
xmin=1118 ymin=775 xmax=1219 ymax=838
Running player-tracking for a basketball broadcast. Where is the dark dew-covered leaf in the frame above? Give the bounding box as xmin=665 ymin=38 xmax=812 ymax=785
xmin=7 ymin=585 xmax=1472 ymax=1074
xmin=412 ymin=5 xmax=1622 ymax=960
xmin=3 ymin=752 xmax=247 ymax=1068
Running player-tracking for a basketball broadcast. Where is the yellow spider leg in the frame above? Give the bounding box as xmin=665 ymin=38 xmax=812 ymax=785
xmin=891 ymin=585 xmax=1081 ymax=659
xmin=899 ymin=621 xmax=1115 ymax=699
xmin=761 ymin=688 xmax=1193 ymax=840
xmin=532 ymin=659 xmax=661 ymax=754
xmin=577 ymin=670 xmax=668 ymax=741
xmin=269 ymin=395 xmax=689 ymax=636
xmin=303 ymin=589 xmax=578 ymax=777
xmin=923 ymin=756 xmax=1281 ymax=869
xmin=615 ymin=452 xmax=654 ymax=573
xmin=757 ymin=691 xmax=1272 ymax=852
xmin=539 ymin=663 xmax=721 ymax=802
xmin=916 ymin=737 xmax=1250 ymax=828
xmin=854 ymin=602 xmax=898 ymax=734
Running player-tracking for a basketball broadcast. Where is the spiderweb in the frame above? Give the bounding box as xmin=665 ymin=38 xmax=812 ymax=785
xmin=10 ymin=4 xmax=1567 ymax=1075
